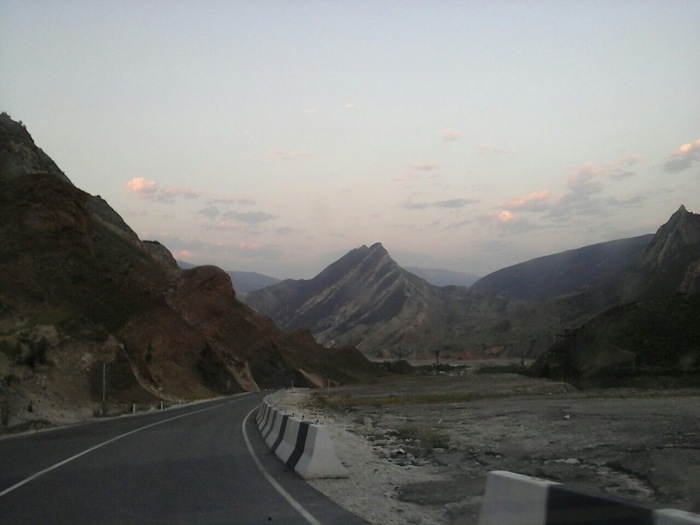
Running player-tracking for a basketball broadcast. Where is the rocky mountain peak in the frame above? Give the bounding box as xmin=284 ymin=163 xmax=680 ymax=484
xmin=0 ymin=112 xmax=72 ymax=185
xmin=642 ymin=205 xmax=700 ymax=268
xmin=629 ymin=205 xmax=700 ymax=296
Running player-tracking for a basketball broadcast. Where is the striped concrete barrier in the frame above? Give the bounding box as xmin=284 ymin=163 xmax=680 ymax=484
xmin=255 ymin=392 xmax=348 ymax=479
xmin=478 ymin=471 xmax=700 ymax=525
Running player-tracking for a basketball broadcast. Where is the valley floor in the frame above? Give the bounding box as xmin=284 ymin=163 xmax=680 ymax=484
xmin=278 ymin=373 xmax=700 ymax=525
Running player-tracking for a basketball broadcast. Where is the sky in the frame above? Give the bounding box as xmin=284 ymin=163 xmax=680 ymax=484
xmin=2 ymin=1 xmax=699 ymax=279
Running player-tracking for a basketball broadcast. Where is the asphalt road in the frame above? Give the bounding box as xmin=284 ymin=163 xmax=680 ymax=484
xmin=0 ymin=392 xmax=368 ymax=524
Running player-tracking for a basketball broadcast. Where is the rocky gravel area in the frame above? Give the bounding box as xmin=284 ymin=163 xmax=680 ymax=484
xmin=277 ymin=372 xmax=700 ymax=525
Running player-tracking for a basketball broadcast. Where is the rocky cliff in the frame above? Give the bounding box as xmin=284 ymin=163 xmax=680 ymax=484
xmin=0 ymin=113 xmax=378 ymax=430
xmin=634 ymin=205 xmax=700 ymax=296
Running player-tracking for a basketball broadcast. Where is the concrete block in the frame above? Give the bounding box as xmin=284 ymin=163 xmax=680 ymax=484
xmin=293 ymin=424 xmax=348 ymax=479
xmin=655 ymin=509 xmax=700 ymax=525
xmin=478 ymin=470 xmax=558 ymax=525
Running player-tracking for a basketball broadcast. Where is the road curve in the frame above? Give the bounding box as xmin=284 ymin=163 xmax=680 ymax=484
xmin=0 ymin=392 xmax=368 ymax=524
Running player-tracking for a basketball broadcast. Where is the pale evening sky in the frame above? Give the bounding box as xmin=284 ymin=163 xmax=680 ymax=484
xmin=2 ymin=0 xmax=699 ymax=279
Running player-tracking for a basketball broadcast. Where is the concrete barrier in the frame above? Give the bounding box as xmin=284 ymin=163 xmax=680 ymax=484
xmin=478 ymin=471 xmax=700 ymax=525
xmin=256 ymin=392 xmax=348 ymax=479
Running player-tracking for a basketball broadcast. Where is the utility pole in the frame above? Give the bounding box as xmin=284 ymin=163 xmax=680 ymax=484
xmin=102 ymin=362 xmax=106 ymax=415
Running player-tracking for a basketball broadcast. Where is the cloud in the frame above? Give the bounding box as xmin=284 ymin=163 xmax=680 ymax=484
xmin=444 ymin=218 xmax=472 ymax=230
xmin=493 ymin=156 xmax=641 ymax=226
xmin=198 ymin=206 xmax=221 ymax=219
xmin=605 ymin=195 xmax=646 ymax=208
xmin=126 ymin=177 xmax=158 ymax=196
xmin=434 ymin=198 xmax=477 ymax=208
xmin=404 ymin=197 xmax=478 ymax=210
xmin=157 ymin=188 xmax=198 ymax=202
xmin=499 ymin=210 xmax=515 ymax=223
xmin=608 ymin=170 xmax=636 ymax=181
xmin=479 ymin=211 xmax=542 ymax=235
xmin=210 ymin=197 xmax=256 ymax=205
xmin=440 ymin=129 xmax=461 ymax=141
xmin=126 ymin=177 xmax=200 ymax=203
xmin=173 ymin=249 xmax=194 ymax=261
xmin=413 ymin=162 xmax=439 ymax=171
xmin=664 ymin=139 xmax=700 ymax=173
xmin=547 ymin=165 xmax=606 ymax=220
xmin=546 ymin=160 xmax=638 ymax=220
xmin=275 ymin=226 xmax=304 ymax=235
xmin=499 ymin=191 xmax=550 ymax=212
xmin=222 ymin=210 xmax=278 ymax=224
xmin=153 ymin=236 xmax=283 ymax=265
xmin=344 ymin=103 xmax=355 ymax=109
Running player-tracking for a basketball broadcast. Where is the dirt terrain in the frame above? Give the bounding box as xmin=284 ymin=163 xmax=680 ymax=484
xmin=279 ymin=370 xmax=700 ymax=525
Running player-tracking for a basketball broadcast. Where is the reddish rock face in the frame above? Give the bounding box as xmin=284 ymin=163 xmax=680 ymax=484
xmin=0 ymin=113 xmax=380 ymax=420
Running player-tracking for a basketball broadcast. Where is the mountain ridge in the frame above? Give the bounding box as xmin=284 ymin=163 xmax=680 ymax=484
xmin=0 ymin=113 xmax=379 ymax=429
xmin=246 ymin=209 xmax=700 ymax=361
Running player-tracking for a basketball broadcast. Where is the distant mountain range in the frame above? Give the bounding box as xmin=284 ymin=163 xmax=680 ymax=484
xmin=469 ymin=235 xmax=654 ymax=300
xmin=178 ymin=261 xmax=281 ymax=298
xmin=245 ymin=207 xmax=700 ymax=376
xmin=179 ymin=262 xmax=478 ymax=295
xmin=2 ymin=111 xmax=697 ymax=430
xmin=404 ymin=267 xmax=480 ymax=288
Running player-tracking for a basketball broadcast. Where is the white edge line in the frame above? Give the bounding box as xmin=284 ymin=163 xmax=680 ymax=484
xmin=242 ymin=407 xmax=323 ymax=525
xmin=0 ymin=398 xmax=240 ymax=498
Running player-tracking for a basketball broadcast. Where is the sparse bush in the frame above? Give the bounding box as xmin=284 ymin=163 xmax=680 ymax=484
xmin=396 ymin=424 xmax=450 ymax=450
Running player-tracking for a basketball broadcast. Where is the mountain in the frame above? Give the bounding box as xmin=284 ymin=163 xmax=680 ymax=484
xmin=470 ymin=235 xmax=654 ymax=301
xmin=245 ymin=243 xmax=530 ymax=358
xmin=0 ymin=113 xmax=379 ymax=429
xmin=246 ymin=208 xmax=700 ymax=365
xmin=246 ymin=243 xmax=434 ymax=353
xmin=632 ymin=205 xmax=700 ymax=297
xmin=179 ymin=261 xmax=281 ymax=297
xmin=227 ymin=271 xmax=281 ymax=297
xmin=534 ymin=293 xmax=700 ymax=387
xmin=404 ymin=267 xmax=479 ymax=288
xmin=527 ymin=206 xmax=700 ymax=386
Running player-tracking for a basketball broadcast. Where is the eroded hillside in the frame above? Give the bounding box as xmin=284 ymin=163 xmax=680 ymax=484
xmin=0 ymin=113 xmax=380 ymax=431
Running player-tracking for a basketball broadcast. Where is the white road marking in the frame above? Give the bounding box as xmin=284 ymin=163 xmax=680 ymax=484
xmin=242 ymin=407 xmax=323 ymax=525
xmin=0 ymin=398 xmax=240 ymax=498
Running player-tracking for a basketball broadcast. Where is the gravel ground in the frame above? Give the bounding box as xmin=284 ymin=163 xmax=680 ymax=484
xmin=276 ymin=372 xmax=700 ymax=525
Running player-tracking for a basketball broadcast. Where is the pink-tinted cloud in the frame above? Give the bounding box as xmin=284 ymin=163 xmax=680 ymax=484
xmin=499 ymin=210 xmax=515 ymax=223
xmin=126 ymin=177 xmax=201 ymax=204
xmin=126 ymin=177 xmax=158 ymax=196
xmin=479 ymin=211 xmax=541 ymax=235
xmin=499 ymin=191 xmax=550 ymax=212
xmin=664 ymin=138 xmax=700 ymax=173
xmin=440 ymin=129 xmax=461 ymax=141
xmin=174 ymin=249 xmax=194 ymax=261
